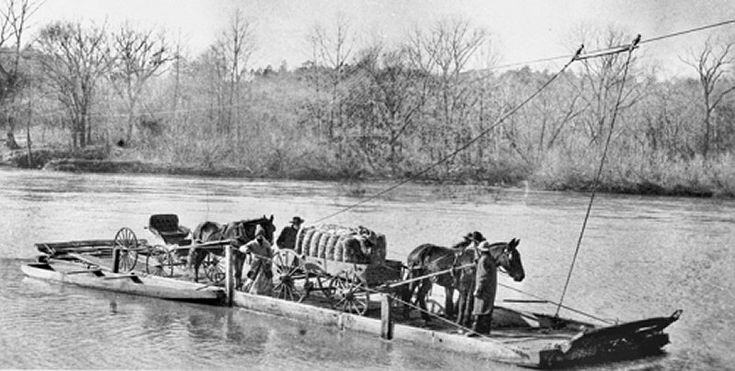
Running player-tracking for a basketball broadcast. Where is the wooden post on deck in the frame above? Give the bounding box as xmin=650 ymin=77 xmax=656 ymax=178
xmin=380 ymin=294 xmax=394 ymax=340
xmin=225 ymin=244 xmax=234 ymax=306
xmin=111 ymin=248 xmax=120 ymax=273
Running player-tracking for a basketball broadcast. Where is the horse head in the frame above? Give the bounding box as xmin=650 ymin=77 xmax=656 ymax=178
xmin=490 ymin=238 xmax=525 ymax=282
xmin=235 ymin=215 xmax=276 ymax=244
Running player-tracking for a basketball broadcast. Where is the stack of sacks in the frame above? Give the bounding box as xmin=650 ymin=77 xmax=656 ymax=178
xmin=294 ymin=224 xmax=386 ymax=264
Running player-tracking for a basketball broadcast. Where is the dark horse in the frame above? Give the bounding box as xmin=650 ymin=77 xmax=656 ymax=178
xmin=455 ymin=238 xmax=525 ymax=327
xmin=403 ymin=234 xmax=525 ymax=323
xmin=189 ymin=215 xmax=275 ymax=287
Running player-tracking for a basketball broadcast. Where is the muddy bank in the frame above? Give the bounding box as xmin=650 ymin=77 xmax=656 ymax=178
xmin=42 ymin=158 xmax=258 ymax=178
xmin=2 ymin=146 xmax=730 ymax=198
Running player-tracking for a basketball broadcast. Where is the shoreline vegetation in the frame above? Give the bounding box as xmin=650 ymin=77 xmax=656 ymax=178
xmin=0 ymin=4 xmax=734 ymax=199
xmin=2 ymin=145 xmax=731 ymax=198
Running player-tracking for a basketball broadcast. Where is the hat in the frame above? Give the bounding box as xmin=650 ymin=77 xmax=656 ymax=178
xmin=467 ymin=231 xmax=484 ymax=243
xmin=291 ymin=216 xmax=304 ymax=225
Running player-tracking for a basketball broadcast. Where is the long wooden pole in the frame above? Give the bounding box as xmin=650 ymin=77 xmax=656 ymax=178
xmin=380 ymin=294 xmax=393 ymax=340
xmin=225 ymin=244 xmax=234 ymax=306
xmin=111 ymin=248 xmax=120 ymax=273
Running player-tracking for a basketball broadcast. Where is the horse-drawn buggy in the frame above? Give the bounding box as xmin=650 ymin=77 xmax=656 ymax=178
xmin=110 ymin=214 xmax=233 ymax=282
xmin=270 ymin=224 xmax=404 ymax=315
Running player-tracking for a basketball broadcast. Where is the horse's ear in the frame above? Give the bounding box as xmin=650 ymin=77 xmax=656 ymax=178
xmin=510 ymin=238 xmax=520 ymax=249
xmin=269 ymin=214 xmax=274 ymax=222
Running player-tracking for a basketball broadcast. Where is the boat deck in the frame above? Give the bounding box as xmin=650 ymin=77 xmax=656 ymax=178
xmin=42 ymin=251 xmax=678 ymax=368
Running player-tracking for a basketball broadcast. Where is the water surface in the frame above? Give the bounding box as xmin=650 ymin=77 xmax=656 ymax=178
xmin=1 ymin=168 xmax=732 ymax=370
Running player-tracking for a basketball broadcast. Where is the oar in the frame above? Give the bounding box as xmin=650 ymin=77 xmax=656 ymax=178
xmin=503 ymin=299 xmax=550 ymax=304
xmin=498 ymin=283 xmax=614 ymax=325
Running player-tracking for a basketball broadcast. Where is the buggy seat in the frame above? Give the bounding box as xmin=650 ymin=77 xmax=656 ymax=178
xmin=149 ymin=214 xmax=191 ymax=245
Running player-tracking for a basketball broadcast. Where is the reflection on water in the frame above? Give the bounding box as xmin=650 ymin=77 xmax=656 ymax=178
xmin=1 ymin=168 xmax=733 ymax=370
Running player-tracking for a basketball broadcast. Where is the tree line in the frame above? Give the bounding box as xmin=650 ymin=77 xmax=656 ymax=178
xmin=2 ymin=1 xmax=734 ymax=196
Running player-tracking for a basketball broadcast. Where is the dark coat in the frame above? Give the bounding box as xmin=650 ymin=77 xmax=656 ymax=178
xmin=472 ymin=251 xmax=497 ymax=316
xmin=276 ymin=225 xmax=299 ymax=250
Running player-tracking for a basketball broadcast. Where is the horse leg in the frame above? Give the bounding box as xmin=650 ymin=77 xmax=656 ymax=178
xmin=444 ymin=286 xmax=455 ymax=319
xmin=233 ymin=252 xmax=244 ymax=290
xmin=416 ymin=280 xmax=432 ymax=322
xmin=466 ymin=295 xmax=475 ymax=327
xmin=402 ymin=268 xmax=421 ymax=318
xmin=456 ymin=289 xmax=466 ymax=325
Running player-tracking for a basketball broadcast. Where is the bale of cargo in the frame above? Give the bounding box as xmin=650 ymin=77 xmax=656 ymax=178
xmin=294 ymin=224 xmax=386 ymax=264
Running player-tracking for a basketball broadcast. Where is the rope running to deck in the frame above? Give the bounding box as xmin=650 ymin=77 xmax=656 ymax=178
xmin=239 ymin=247 xmax=614 ymax=325
xmin=358 ymin=283 xmax=493 ymax=339
xmin=555 ymin=37 xmax=639 ymax=318
xmin=313 ymin=49 xmax=583 ymax=223
xmin=313 ymin=18 xmax=735 ymax=224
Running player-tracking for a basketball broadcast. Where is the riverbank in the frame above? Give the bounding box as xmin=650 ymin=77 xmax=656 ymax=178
xmin=2 ymin=145 xmax=733 ymax=198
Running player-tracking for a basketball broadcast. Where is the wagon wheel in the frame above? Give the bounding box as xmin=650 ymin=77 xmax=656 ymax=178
xmin=203 ymin=252 xmax=225 ymax=283
xmin=327 ymin=270 xmax=370 ymax=316
xmin=146 ymin=245 xmax=174 ymax=277
xmin=114 ymin=227 xmax=138 ymax=272
xmin=272 ymin=249 xmax=308 ymax=302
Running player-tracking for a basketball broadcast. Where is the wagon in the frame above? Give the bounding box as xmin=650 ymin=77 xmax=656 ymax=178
xmin=270 ymin=224 xmax=404 ymax=315
xmin=112 ymin=214 xmax=227 ymax=283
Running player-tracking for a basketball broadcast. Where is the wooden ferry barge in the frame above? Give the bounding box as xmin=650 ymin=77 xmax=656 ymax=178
xmin=22 ymin=219 xmax=681 ymax=369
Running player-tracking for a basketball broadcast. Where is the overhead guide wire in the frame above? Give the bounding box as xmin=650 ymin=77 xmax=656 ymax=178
xmin=554 ymin=36 xmax=640 ymax=318
xmin=313 ymin=47 xmax=584 ymax=223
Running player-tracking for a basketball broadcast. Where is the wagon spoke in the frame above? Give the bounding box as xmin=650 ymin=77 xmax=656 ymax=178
xmin=114 ymin=227 xmax=139 ymax=272
xmin=272 ymin=249 xmax=306 ymax=302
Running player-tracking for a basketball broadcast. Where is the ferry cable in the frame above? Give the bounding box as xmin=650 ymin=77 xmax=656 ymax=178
xmin=312 ymin=48 xmax=584 ymax=224
xmin=243 ymin=247 xmax=613 ymax=326
xmin=490 ymin=17 xmax=735 ymax=71
xmin=21 ymin=18 xmax=735 ymax=122
xmin=554 ymin=36 xmax=639 ymax=318
xmin=312 ymin=18 xmax=735 ymax=224
xmin=359 ymin=283 xmax=505 ymax=341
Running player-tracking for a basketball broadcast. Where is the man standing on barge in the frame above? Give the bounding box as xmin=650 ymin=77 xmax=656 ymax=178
xmin=276 ymin=216 xmax=304 ymax=250
xmin=240 ymin=225 xmax=274 ymax=295
xmin=471 ymin=239 xmax=496 ymax=335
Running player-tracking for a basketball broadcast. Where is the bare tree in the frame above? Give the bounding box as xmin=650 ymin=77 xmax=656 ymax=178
xmin=0 ymin=0 xmax=38 ymax=149
xmin=110 ymin=23 xmax=170 ymax=145
xmin=406 ymin=17 xmax=488 ymax=162
xmin=683 ymin=36 xmax=735 ymax=157
xmin=36 ymin=21 xmax=113 ymax=148
xmin=309 ymin=13 xmax=354 ymax=139
xmin=353 ymin=43 xmax=429 ymax=171
xmin=210 ymin=9 xmax=255 ymax=138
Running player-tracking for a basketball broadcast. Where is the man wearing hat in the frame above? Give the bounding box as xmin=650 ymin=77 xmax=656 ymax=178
xmin=276 ymin=216 xmax=304 ymax=250
xmin=456 ymin=231 xmax=485 ymax=328
xmin=471 ymin=238 xmax=496 ymax=335
xmin=240 ymin=224 xmax=274 ymax=295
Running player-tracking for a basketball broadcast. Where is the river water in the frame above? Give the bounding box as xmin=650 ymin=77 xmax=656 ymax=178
xmin=0 ymin=168 xmax=732 ymax=370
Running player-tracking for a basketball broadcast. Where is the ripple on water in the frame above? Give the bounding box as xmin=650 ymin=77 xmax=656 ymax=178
xmin=1 ymin=169 xmax=734 ymax=370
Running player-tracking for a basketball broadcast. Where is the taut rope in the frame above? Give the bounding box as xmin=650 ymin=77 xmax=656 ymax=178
xmin=555 ymin=36 xmax=640 ymax=318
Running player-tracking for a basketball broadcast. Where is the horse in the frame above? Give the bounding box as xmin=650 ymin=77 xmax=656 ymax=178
xmin=189 ymin=215 xmax=275 ymax=287
xmin=403 ymin=235 xmax=525 ymax=324
xmin=455 ymin=238 xmax=525 ymax=327
xmin=402 ymin=235 xmax=474 ymax=320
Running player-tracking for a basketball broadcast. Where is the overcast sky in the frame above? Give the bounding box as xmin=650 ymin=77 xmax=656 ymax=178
xmin=29 ymin=0 xmax=735 ymax=77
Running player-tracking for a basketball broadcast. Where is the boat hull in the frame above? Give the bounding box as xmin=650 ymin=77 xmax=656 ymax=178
xmin=231 ymin=289 xmax=679 ymax=369
xmin=21 ymin=262 xmax=224 ymax=304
